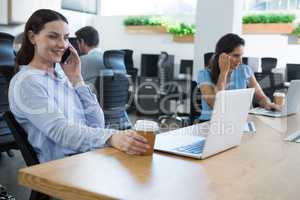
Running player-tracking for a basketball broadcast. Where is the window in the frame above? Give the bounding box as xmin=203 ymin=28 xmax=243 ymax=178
xmin=244 ymin=0 xmax=300 ymax=11
xmin=100 ymin=0 xmax=197 ymax=16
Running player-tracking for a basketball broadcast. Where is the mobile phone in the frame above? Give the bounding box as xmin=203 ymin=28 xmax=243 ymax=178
xmin=61 ymin=48 xmax=71 ymax=63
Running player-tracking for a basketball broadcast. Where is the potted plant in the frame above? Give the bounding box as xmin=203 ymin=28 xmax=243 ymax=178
xmin=242 ymin=14 xmax=295 ymax=34
xmin=168 ymin=23 xmax=195 ymax=43
xmin=292 ymin=24 xmax=300 ymax=43
xmin=124 ymin=16 xmax=167 ymax=33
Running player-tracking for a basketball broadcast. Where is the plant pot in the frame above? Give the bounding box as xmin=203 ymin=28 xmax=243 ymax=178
xmin=125 ymin=25 xmax=167 ymax=34
xmin=242 ymin=23 xmax=294 ymax=34
xmin=173 ymin=35 xmax=194 ymax=43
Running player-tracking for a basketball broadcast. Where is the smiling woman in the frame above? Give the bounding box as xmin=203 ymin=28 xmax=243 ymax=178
xmin=9 ymin=9 xmax=151 ymax=163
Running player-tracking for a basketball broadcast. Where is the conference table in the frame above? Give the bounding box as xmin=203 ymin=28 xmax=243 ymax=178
xmin=18 ymin=114 xmax=300 ymax=200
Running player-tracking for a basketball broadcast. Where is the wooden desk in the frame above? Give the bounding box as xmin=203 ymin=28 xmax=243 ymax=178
xmin=19 ymin=115 xmax=300 ymax=200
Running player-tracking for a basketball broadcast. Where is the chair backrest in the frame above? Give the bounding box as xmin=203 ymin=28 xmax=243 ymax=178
xmin=204 ymin=52 xmax=214 ymax=67
xmin=242 ymin=57 xmax=248 ymax=65
xmin=3 ymin=111 xmax=40 ymax=166
xmin=190 ymin=80 xmax=201 ymax=123
xmin=157 ymin=51 xmax=174 ymax=93
xmin=95 ymin=73 xmax=131 ymax=129
xmin=254 ymin=72 xmax=284 ymax=100
xmin=120 ymin=49 xmax=134 ymax=70
xmin=286 ymin=63 xmax=300 ymax=82
xmin=0 ymin=74 xmax=9 ymax=113
xmin=179 ymin=59 xmax=193 ymax=76
xmin=261 ymin=57 xmax=277 ymax=73
xmin=0 ymin=32 xmax=15 ymax=66
xmin=103 ymin=50 xmax=127 ymax=74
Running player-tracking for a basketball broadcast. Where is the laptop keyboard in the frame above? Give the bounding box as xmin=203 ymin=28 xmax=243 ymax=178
xmin=252 ymin=107 xmax=282 ymax=115
xmin=175 ymin=140 xmax=205 ymax=154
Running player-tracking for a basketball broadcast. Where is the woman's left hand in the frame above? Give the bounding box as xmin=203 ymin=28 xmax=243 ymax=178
xmin=60 ymin=44 xmax=83 ymax=86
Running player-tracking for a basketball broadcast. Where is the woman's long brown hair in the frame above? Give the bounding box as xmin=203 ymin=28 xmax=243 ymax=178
xmin=208 ymin=33 xmax=245 ymax=84
xmin=15 ymin=9 xmax=68 ymax=72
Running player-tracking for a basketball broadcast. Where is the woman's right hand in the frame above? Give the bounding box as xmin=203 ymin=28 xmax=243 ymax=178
xmin=107 ymin=130 xmax=150 ymax=155
xmin=218 ymin=53 xmax=231 ymax=75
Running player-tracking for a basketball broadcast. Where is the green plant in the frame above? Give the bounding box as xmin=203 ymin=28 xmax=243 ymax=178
xmin=123 ymin=16 xmax=165 ymax=26
xmin=168 ymin=23 xmax=195 ymax=36
xmin=243 ymin=14 xmax=295 ymax=24
xmin=293 ymin=24 xmax=300 ymax=37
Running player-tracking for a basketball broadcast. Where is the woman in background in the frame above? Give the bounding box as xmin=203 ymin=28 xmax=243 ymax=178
xmin=197 ymin=33 xmax=279 ymax=121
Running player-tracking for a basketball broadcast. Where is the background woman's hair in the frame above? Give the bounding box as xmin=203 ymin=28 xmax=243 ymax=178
xmin=208 ymin=33 xmax=245 ymax=84
xmin=15 ymin=9 xmax=68 ymax=71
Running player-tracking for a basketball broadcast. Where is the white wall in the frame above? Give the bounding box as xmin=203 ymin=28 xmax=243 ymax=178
xmin=92 ymin=15 xmax=195 ymax=77
xmin=194 ymin=0 xmax=243 ymax=79
xmin=0 ymin=0 xmax=100 ymax=36
xmin=243 ymin=34 xmax=300 ymax=68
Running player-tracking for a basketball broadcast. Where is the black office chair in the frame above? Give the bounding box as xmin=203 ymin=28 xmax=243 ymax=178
xmin=0 ymin=71 xmax=18 ymax=157
xmin=204 ymin=52 xmax=214 ymax=67
xmin=95 ymin=73 xmax=132 ymax=130
xmin=103 ymin=50 xmax=127 ymax=74
xmin=242 ymin=57 xmax=248 ymax=65
xmin=3 ymin=111 xmax=50 ymax=200
xmin=254 ymin=72 xmax=284 ymax=103
xmin=261 ymin=57 xmax=277 ymax=73
xmin=286 ymin=64 xmax=300 ymax=82
xmin=190 ymin=81 xmax=202 ymax=124
xmin=120 ymin=49 xmax=138 ymax=80
xmin=0 ymin=32 xmax=15 ymax=66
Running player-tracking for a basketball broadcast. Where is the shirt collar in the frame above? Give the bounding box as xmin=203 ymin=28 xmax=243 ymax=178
xmin=87 ymin=47 xmax=101 ymax=55
xmin=20 ymin=64 xmax=67 ymax=82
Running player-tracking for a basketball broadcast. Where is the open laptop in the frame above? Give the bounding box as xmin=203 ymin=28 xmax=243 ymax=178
xmin=249 ymin=80 xmax=300 ymax=117
xmin=154 ymin=88 xmax=254 ymax=159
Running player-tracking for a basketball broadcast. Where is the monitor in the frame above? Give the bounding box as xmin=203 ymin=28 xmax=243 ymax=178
xmin=286 ymin=64 xmax=300 ymax=82
xmin=180 ymin=60 xmax=193 ymax=76
xmin=141 ymin=54 xmax=159 ymax=77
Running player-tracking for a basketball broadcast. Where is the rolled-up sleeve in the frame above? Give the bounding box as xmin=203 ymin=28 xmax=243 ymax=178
xmin=10 ymin=78 xmax=114 ymax=153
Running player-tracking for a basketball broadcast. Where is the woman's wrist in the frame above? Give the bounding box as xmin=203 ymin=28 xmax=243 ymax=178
xmin=69 ymin=75 xmax=84 ymax=86
xmin=259 ymin=97 xmax=271 ymax=107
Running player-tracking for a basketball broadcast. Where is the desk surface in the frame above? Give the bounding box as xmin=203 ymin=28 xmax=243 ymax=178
xmin=19 ymin=114 xmax=300 ymax=200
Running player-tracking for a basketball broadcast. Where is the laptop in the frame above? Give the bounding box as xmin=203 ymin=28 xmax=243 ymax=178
xmin=154 ymin=88 xmax=255 ymax=159
xmin=249 ymin=80 xmax=300 ymax=117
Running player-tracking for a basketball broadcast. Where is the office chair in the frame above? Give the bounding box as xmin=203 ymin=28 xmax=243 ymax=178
xmin=190 ymin=81 xmax=202 ymax=124
xmin=120 ymin=49 xmax=138 ymax=80
xmin=95 ymin=73 xmax=132 ymax=130
xmin=157 ymin=52 xmax=190 ymax=127
xmin=3 ymin=111 xmax=50 ymax=200
xmin=286 ymin=64 xmax=300 ymax=82
xmin=242 ymin=57 xmax=248 ymax=65
xmin=103 ymin=50 xmax=127 ymax=74
xmin=0 ymin=32 xmax=15 ymax=66
xmin=158 ymin=80 xmax=191 ymax=128
xmin=261 ymin=57 xmax=277 ymax=73
xmin=204 ymin=52 xmax=214 ymax=67
xmin=0 ymin=72 xmax=18 ymax=158
xmin=120 ymin=49 xmax=138 ymax=112
xmin=254 ymin=72 xmax=284 ymax=103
